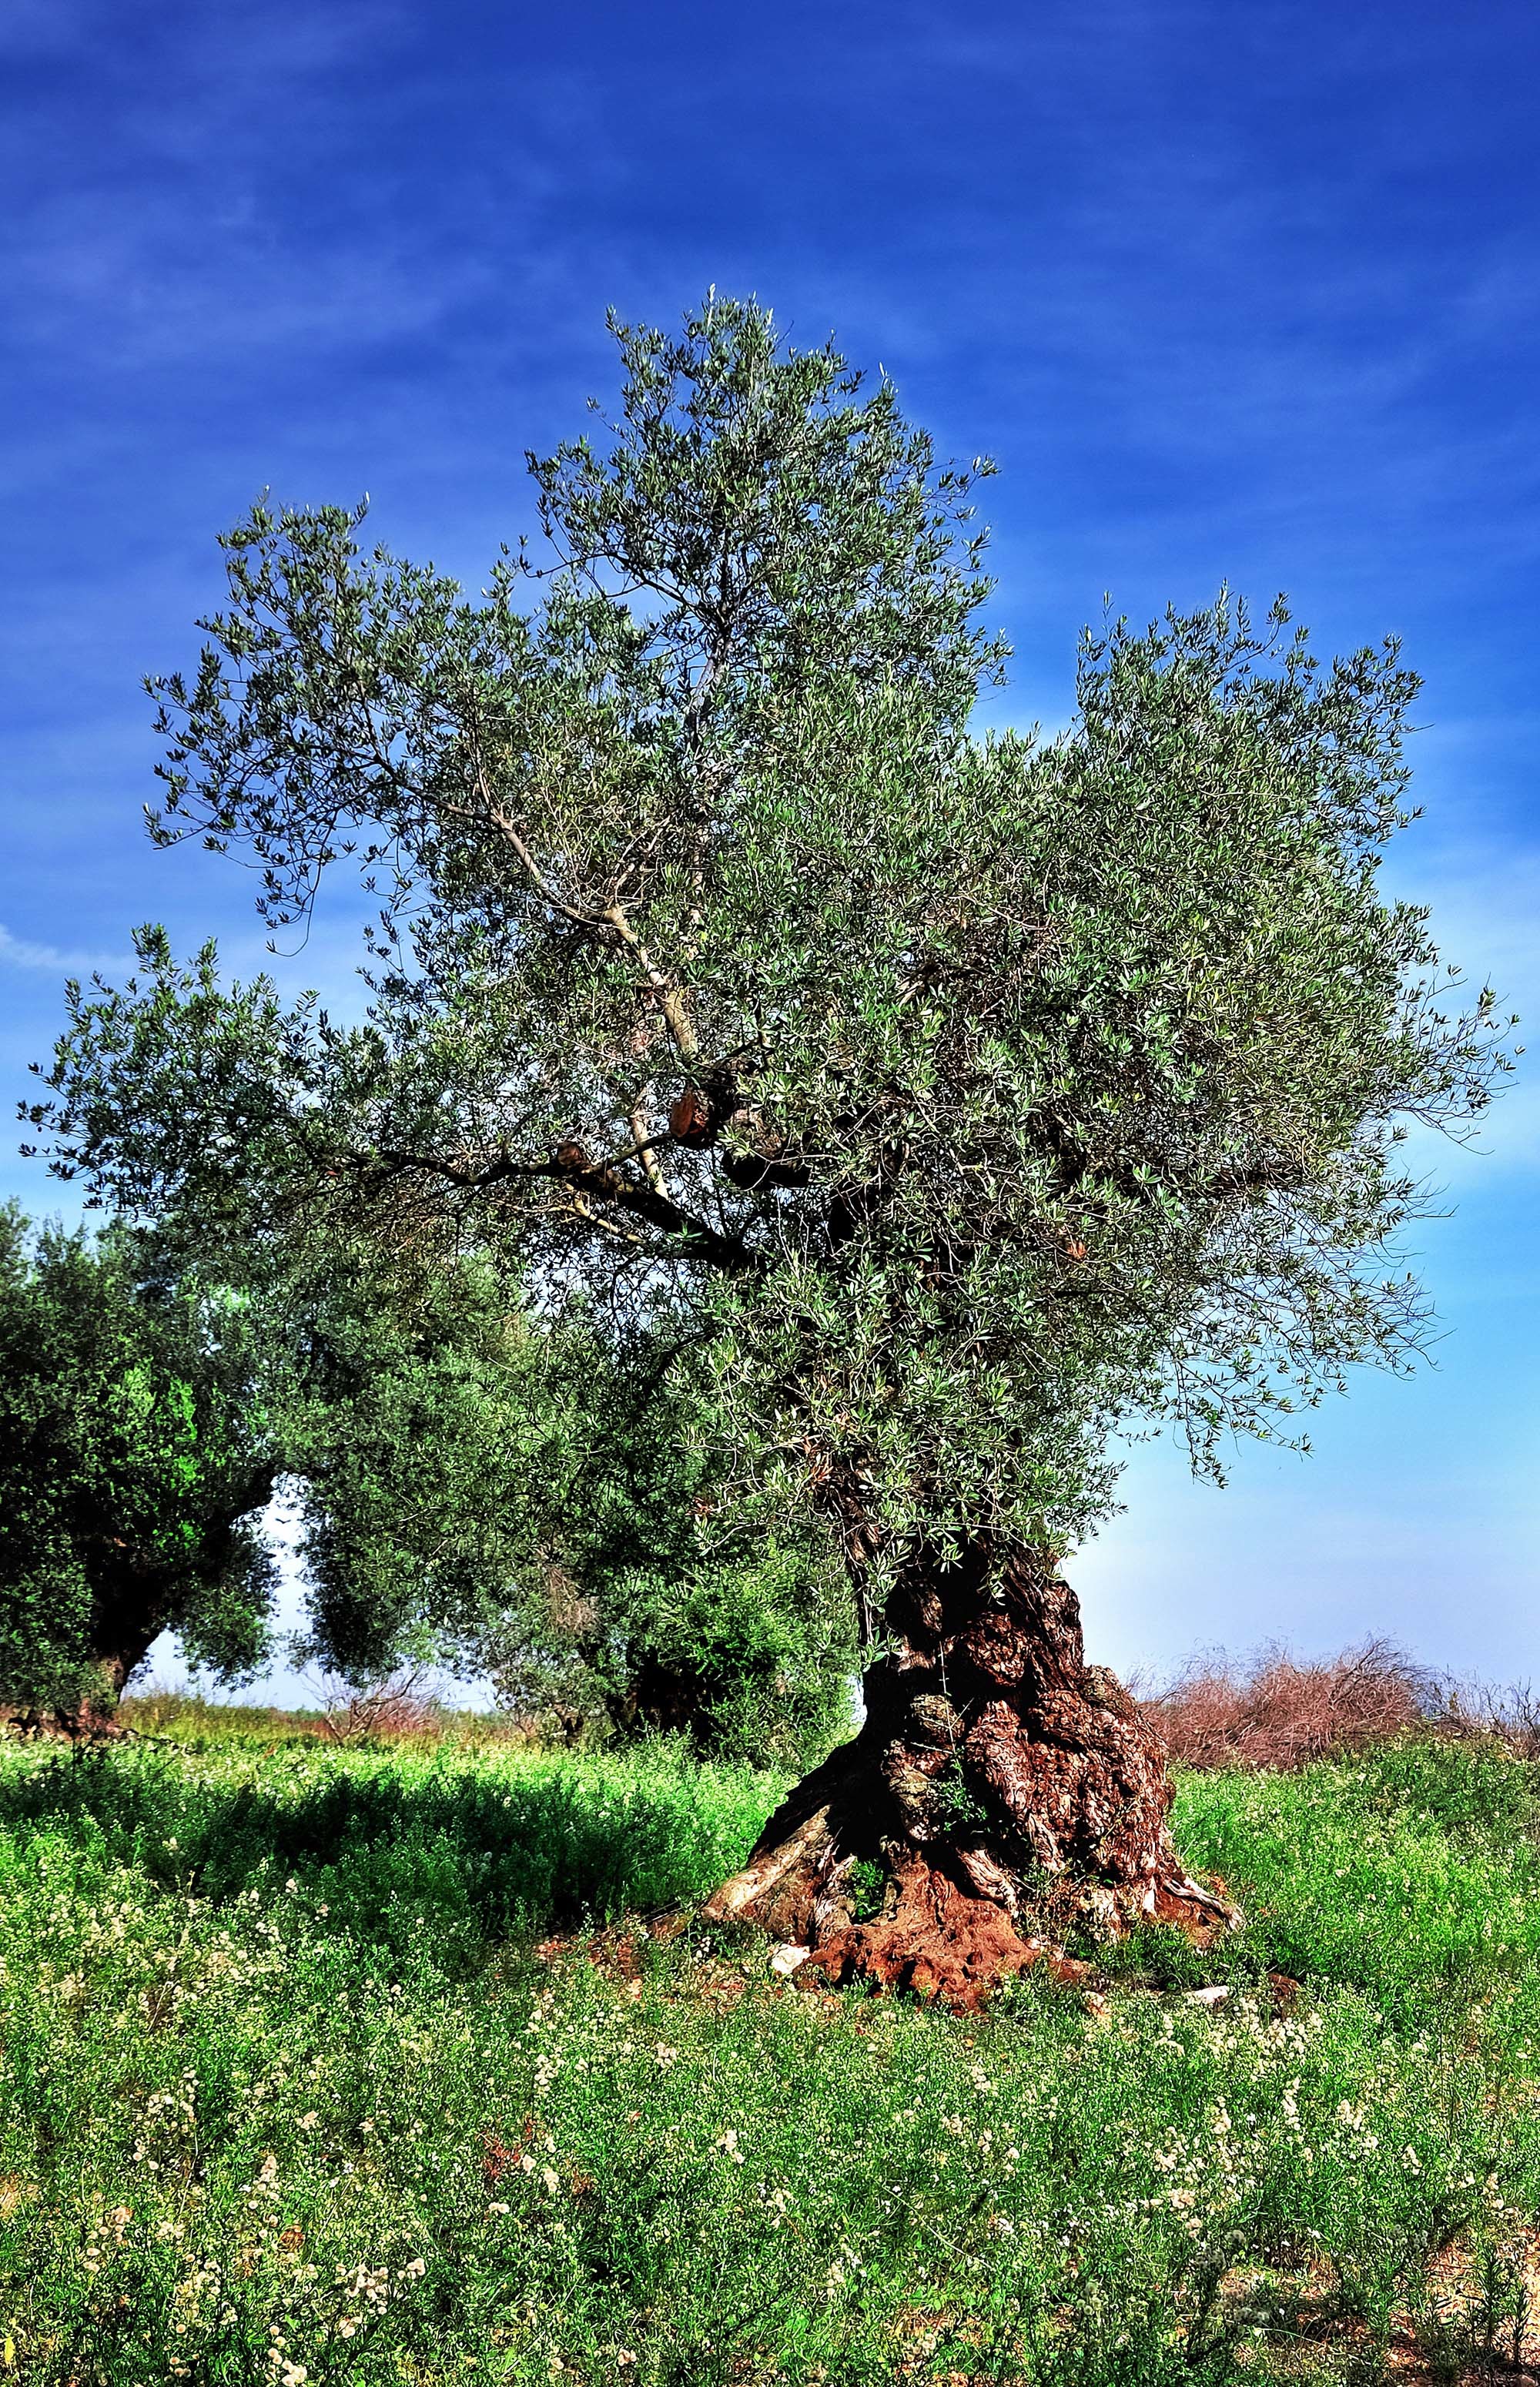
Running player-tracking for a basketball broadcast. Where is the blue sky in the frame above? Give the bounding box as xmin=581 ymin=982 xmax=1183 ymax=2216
xmin=2 ymin=0 xmax=1536 ymax=1693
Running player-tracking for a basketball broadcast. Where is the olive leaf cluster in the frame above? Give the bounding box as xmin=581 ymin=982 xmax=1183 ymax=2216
xmin=28 ymin=296 xmax=1513 ymax=1589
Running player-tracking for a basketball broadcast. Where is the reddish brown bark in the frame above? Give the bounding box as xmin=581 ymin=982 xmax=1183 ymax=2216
xmin=705 ymin=1538 xmax=1235 ymax=2007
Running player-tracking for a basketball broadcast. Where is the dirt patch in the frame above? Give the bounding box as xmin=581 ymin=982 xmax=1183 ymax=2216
xmin=800 ymin=1858 xmax=1091 ymax=2014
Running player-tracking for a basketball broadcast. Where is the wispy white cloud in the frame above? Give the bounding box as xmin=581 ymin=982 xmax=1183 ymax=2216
xmin=0 ymin=5 xmax=599 ymax=396
xmin=0 ymin=922 xmax=129 ymax=975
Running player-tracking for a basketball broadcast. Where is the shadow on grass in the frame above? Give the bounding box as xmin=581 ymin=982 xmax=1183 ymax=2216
xmin=0 ymin=1742 xmax=780 ymax=1968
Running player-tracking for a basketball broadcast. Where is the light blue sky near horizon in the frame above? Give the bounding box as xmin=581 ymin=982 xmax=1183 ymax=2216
xmin=2 ymin=0 xmax=1535 ymax=1699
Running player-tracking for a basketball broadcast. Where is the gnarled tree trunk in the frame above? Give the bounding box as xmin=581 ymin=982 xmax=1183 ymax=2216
xmin=6 ymin=1630 xmax=156 ymax=1742
xmin=49 ymin=1585 xmax=169 ymax=1736
xmin=8 ymin=1549 xmax=190 ymax=1739
xmin=705 ymin=1537 xmax=1234 ymax=2007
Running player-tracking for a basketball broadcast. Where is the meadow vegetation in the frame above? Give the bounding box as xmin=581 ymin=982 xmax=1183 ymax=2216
xmin=5 ymin=1703 xmax=1540 ymax=2383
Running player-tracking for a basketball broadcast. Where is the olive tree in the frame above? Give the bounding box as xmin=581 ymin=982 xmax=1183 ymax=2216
xmin=0 ymin=1205 xmax=278 ymax=1717
xmin=0 ymin=1207 xmax=562 ymax=1724
xmin=30 ymin=297 xmax=1509 ymax=1991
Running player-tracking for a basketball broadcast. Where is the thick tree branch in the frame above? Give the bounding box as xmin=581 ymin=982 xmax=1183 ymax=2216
xmin=363 ymin=1140 xmax=762 ymax=1275
xmin=629 ymin=1100 xmax=673 ymax=1200
xmin=460 ymin=766 xmax=701 ymax=1065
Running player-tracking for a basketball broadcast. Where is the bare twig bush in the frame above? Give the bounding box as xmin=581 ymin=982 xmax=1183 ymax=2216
xmin=306 ymin=1667 xmax=447 ymax=1747
xmin=1144 ymin=1639 xmax=1540 ymax=1771
xmin=1428 ymin=1674 xmax=1540 ymax=1762
xmin=1142 ymin=1638 xmax=1435 ymax=1770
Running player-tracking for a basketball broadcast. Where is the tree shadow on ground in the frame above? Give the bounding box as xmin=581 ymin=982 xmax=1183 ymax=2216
xmin=0 ymin=1743 xmax=777 ymax=1964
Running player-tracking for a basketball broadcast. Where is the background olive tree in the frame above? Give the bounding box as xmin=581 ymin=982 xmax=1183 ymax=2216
xmin=0 ymin=1196 xmax=849 ymax=1753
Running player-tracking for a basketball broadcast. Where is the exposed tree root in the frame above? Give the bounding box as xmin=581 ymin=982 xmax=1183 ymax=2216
xmin=705 ymin=1545 xmax=1238 ymax=2010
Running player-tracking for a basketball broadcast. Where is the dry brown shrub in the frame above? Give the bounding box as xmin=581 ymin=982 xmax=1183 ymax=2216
xmin=308 ymin=1668 xmax=447 ymax=1746
xmin=1142 ymin=1637 xmax=1434 ymax=1770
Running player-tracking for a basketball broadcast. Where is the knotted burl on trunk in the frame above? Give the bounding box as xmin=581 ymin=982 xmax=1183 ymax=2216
xmin=705 ymin=1540 xmax=1236 ymax=2008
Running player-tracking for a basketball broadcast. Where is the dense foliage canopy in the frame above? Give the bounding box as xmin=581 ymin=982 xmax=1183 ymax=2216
xmin=28 ymin=296 xmax=1512 ymax=1629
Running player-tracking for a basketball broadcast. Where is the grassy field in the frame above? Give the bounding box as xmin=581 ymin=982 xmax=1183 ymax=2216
xmin=4 ymin=1718 xmax=1540 ymax=2384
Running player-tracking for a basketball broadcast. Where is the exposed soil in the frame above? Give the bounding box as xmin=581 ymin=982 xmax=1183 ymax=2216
xmin=798 ymin=1855 xmax=1092 ymax=2010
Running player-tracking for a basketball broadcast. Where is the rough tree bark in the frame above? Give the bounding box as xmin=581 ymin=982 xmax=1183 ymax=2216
xmin=704 ymin=1535 xmax=1236 ymax=2007
xmin=8 ymin=1618 xmax=161 ymax=1739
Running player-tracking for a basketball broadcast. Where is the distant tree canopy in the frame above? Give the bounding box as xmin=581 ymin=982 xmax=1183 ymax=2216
xmin=0 ymin=1204 xmax=277 ymax=1716
xmin=0 ymin=1203 xmax=849 ymax=1753
xmin=25 ymin=296 xmax=1511 ymax=1967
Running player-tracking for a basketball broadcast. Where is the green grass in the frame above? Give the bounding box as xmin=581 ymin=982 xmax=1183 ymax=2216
xmin=4 ymin=1728 xmax=1540 ymax=2383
